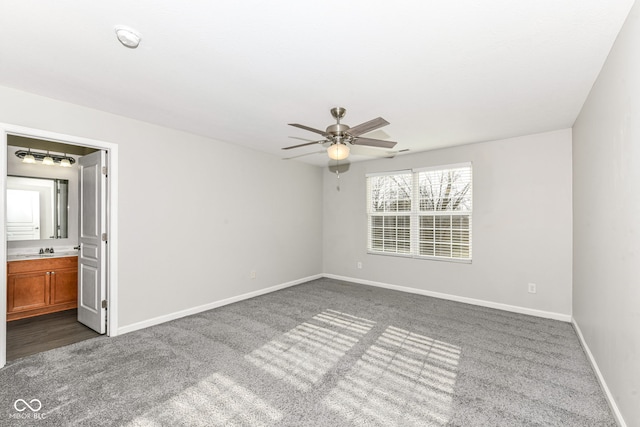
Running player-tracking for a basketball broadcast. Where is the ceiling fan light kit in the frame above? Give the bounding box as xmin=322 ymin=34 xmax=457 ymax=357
xmin=327 ymin=143 xmax=350 ymax=160
xmin=284 ymin=107 xmax=398 ymax=161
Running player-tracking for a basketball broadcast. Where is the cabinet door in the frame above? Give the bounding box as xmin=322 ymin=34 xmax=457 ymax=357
xmin=7 ymin=272 xmax=49 ymax=313
xmin=50 ymin=268 xmax=78 ymax=306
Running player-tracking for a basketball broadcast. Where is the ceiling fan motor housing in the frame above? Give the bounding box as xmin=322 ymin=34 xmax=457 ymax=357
xmin=326 ymin=123 xmax=350 ymax=138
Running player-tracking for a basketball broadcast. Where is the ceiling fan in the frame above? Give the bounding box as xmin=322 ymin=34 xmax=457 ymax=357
xmin=283 ymin=107 xmax=398 ymax=160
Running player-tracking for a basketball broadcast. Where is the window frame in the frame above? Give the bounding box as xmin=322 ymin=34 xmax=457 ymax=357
xmin=366 ymin=163 xmax=472 ymax=263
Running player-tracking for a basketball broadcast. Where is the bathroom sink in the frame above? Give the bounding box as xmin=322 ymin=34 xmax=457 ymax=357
xmin=52 ymin=251 xmax=79 ymax=257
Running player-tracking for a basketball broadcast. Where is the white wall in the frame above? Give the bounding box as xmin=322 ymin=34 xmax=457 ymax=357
xmin=572 ymin=2 xmax=640 ymax=425
xmin=323 ymin=129 xmax=573 ymax=318
xmin=0 ymin=85 xmax=324 ymax=328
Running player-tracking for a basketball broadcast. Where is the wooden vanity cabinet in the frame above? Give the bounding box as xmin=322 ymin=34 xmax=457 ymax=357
xmin=7 ymin=256 xmax=78 ymax=321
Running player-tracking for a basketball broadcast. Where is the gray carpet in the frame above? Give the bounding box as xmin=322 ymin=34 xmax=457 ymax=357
xmin=0 ymin=278 xmax=614 ymax=426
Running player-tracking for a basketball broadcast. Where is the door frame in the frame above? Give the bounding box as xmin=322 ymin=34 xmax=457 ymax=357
xmin=0 ymin=123 xmax=119 ymax=368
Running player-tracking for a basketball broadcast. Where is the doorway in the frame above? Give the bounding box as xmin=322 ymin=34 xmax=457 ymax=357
xmin=0 ymin=123 xmax=119 ymax=368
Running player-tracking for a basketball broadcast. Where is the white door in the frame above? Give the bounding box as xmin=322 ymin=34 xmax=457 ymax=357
xmin=6 ymin=189 xmax=40 ymax=240
xmin=78 ymin=150 xmax=107 ymax=334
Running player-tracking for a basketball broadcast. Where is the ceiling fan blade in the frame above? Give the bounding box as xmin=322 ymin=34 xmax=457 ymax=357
xmin=283 ymin=150 xmax=326 ymax=160
xmin=352 ymin=137 xmax=397 ymax=149
xmin=288 ymin=136 xmax=319 ymax=142
xmin=282 ymin=140 xmax=327 ymax=150
xmin=350 ymin=146 xmax=407 ymax=158
xmin=288 ymin=123 xmax=330 ymax=137
xmin=378 ymin=148 xmax=410 ymax=159
xmin=345 ymin=117 xmax=389 ymax=137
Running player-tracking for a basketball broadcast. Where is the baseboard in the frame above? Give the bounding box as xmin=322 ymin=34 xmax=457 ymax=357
xmin=117 ymin=274 xmax=322 ymax=335
xmin=572 ymin=318 xmax=627 ymax=427
xmin=323 ymin=274 xmax=572 ymax=322
xmin=118 ymin=272 xmax=570 ymax=333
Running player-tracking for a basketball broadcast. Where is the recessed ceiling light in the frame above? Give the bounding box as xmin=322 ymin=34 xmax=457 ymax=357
xmin=115 ymin=25 xmax=141 ymax=49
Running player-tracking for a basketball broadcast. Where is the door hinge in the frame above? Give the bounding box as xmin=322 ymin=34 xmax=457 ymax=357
xmin=102 ymin=166 xmax=108 ymax=176
xmin=101 ymin=300 xmax=108 ymax=309
xmin=102 ymin=233 xmax=108 ymax=242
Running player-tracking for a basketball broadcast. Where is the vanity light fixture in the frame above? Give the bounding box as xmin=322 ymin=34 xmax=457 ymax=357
xmin=22 ymin=149 xmax=36 ymax=164
xmin=15 ymin=150 xmax=76 ymax=167
xmin=115 ymin=25 xmax=141 ymax=49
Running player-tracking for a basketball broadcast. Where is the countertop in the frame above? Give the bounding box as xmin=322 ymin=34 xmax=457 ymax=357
xmin=7 ymin=251 xmax=79 ymax=262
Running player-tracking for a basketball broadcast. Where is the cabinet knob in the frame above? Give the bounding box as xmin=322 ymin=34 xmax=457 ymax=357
xmin=51 ymin=271 xmax=56 ymax=275
xmin=46 ymin=272 xmax=50 ymax=276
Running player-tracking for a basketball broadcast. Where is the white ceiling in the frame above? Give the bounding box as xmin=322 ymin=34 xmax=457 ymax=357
xmin=0 ymin=1 xmax=634 ymax=166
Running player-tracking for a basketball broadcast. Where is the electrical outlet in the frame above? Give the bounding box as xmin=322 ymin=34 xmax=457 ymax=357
xmin=250 ymin=271 xmax=256 ymax=279
xmin=528 ymin=283 xmax=537 ymax=294
xmin=357 ymin=261 xmax=362 ymax=269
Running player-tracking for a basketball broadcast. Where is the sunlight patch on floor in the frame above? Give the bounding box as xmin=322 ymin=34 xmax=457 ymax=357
xmin=314 ymin=309 xmax=376 ymax=334
xmin=126 ymin=372 xmax=281 ymax=426
xmin=245 ymin=310 xmax=376 ymax=391
xmin=323 ymin=326 xmax=461 ymax=426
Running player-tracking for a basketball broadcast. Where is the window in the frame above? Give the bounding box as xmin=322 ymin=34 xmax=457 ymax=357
xmin=367 ymin=163 xmax=472 ymax=261
xmin=367 ymin=172 xmax=413 ymax=255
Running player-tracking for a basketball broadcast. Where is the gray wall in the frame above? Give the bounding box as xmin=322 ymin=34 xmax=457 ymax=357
xmin=0 ymin=85 xmax=324 ymax=328
xmin=323 ymin=129 xmax=573 ymax=317
xmin=573 ymin=2 xmax=640 ymax=425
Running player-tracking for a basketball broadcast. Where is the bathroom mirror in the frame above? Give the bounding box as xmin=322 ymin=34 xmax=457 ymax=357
xmin=6 ymin=175 xmax=69 ymax=241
